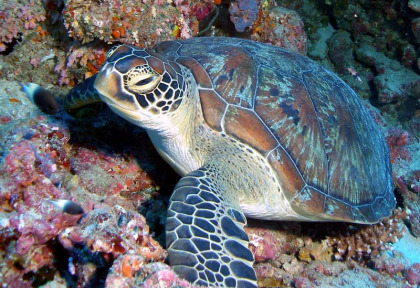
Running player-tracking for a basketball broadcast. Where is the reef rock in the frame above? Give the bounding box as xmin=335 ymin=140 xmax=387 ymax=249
xmin=356 ymin=44 xmax=420 ymax=104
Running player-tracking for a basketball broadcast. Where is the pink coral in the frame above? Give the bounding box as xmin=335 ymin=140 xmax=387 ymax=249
xmin=30 ymin=57 xmax=41 ymax=68
xmin=386 ymin=128 xmax=413 ymax=163
xmin=0 ymin=0 xmax=47 ymax=48
xmin=54 ymin=63 xmax=70 ymax=85
xmin=406 ymin=263 xmax=420 ymax=286
xmin=192 ymin=2 xmax=213 ymax=21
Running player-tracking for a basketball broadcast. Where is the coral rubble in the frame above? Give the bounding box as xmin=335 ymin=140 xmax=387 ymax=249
xmin=0 ymin=81 xmax=178 ymax=287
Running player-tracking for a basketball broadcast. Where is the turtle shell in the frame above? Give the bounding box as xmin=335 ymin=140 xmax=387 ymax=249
xmin=154 ymin=37 xmax=394 ymax=223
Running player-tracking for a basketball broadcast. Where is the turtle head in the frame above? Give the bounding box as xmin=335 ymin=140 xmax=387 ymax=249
xmin=94 ymin=44 xmax=190 ymax=128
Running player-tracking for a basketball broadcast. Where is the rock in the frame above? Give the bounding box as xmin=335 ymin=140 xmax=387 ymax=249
xmin=356 ymin=44 xmax=420 ymax=104
xmin=58 ymin=206 xmax=166 ymax=260
xmin=327 ymin=30 xmax=354 ymax=74
xmin=408 ymin=0 xmax=420 ymax=13
xmin=307 ymin=24 xmax=335 ymax=61
xmin=401 ymin=44 xmax=417 ymax=68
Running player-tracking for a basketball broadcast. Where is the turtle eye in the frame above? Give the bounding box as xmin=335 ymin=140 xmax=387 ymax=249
xmin=135 ymin=75 xmax=158 ymax=86
xmin=124 ymin=65 xmax=161 ymax=95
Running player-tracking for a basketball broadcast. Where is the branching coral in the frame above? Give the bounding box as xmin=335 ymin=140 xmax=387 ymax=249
xmin=325 ymin=208 xmax=407 ymax=261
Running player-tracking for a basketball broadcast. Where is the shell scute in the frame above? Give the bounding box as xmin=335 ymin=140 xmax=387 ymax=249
xmin=199 ymin=89 xmax=226 ymax=132
xmin=254 ymin=66 xmax=328 ymax=192
xmin=176 ymin=42 xmax=256 ymax=109
xmin=223 ymin=105 xmax=277 ymax=155
xmin=177 ymin=57 xmax=212 ymax=89
xmin=371 ymin=193 xmax=395 ymax=220
xmin=240 ymin=40 xmax=312 ymax=78
xmin=302 ymin=68 xmax=392 ymax=206
xmin=323 ymin=197 xmax=354 ymax=221
xmin=267 ymin=147 xmax=305 ymax=201
xmin=352 ymin=206 xmax=377 ymax=223
xmin=291 ymin=187 xmax=326 ymax=219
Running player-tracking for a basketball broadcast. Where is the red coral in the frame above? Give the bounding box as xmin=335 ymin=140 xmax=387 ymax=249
xmin=191 ymin=2 xmax=213 ymax=21
xmin=386 ymin=128 xmax=413 ymax=163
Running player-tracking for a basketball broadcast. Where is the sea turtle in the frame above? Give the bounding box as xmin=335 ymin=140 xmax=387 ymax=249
xmin=62 ymin=37 xmax=395 ymax=287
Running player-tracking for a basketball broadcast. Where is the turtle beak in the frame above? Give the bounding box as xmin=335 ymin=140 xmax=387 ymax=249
xmin=94 ymin=64 xmax=139 ymax=111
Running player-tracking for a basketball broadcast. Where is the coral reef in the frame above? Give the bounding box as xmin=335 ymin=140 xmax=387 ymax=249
xmin=106 ymin=259 xmax=193 ymax=288
xmin=251 ymin=6 xmax=307 ymax=54
xmin=248 ymin=215 xmax=414 ymax=287
xmin=406 ymin=263 xmax=420 ymax=286
xmin=0 ymin=0 xmax=419 ymax=287
xmin=58 ymin=206 xmax=166 ymax=260
xmin=385 ymin=126 xmax=420 ymax=237
xmin=248 ymin=210 xmax=408 ymax=263
xmin=325 ymin=209 xmax=407 ymax=261
xmin=0 ymin=81 xmax=179 ymax=287
xmin=62 ymin=0 xmax=187 ymax=46
xmin=0 ymin=0 xmax=47 ymax=52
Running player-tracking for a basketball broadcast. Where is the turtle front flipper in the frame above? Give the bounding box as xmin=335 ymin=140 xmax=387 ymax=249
xmin=166 ymin=168 xmax=257 ymax=288
xmin=64 ymin=74 xmax=103 ymax=115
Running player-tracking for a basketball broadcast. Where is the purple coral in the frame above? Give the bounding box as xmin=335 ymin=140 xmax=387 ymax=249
xmin=229 ymin=0 xmax=258 ymax=32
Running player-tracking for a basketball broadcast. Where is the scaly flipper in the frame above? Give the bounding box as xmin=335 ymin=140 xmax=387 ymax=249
xmin=166 ymin=168 xmax=257 ymax=288
xmin=63 ymin=74 xmax=103 ymax=114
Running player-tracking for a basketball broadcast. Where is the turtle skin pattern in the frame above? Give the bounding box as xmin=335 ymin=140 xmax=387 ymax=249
xmin=166 ymin=168 xmax=257 ymax=287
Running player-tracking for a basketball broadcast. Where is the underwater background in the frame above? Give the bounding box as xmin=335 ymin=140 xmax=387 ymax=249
xmin=0 ymin=0 xmax=419 ymax=287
